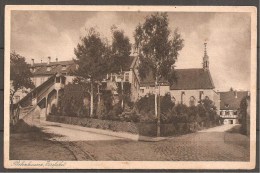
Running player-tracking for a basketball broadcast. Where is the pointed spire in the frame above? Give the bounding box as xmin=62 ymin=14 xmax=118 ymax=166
xmin=203 ymin=41 xmax=209 ymax=70
xmin=204 ymin=42 xmax=208 ymax=57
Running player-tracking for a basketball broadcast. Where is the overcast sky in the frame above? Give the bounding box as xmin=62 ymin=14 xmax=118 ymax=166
xmin=11 ymin=11 xmax=251 ymax=91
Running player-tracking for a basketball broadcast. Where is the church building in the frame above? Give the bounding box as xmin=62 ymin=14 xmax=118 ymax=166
xmin=139 ymin=43 xmax=220 ymax=109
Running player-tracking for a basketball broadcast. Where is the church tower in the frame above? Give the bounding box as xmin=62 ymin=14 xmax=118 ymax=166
xmin=203 ymin=42 xmax=209 ymax=70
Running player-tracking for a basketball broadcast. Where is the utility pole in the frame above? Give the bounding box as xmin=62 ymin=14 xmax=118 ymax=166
xmin=121 ymin=67 xmax=124 ymax=109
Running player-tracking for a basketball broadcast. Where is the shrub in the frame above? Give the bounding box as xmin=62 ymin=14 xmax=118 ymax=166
xmin=239 ymin=96 xmax=249 ymax=135
xmin=136 ymin=93 xmax=175 ymax=123
xmin=107 ymin=103 xmax=123 ymax=121
xmin=139 ymin=111 xmax=157 ymax=123
xmin=160 ymin=93 xmax=175 ymax=114
xmin=102 ymin=90 xmax=113 ymax=113
xmin=187 ymin=106 xmax=198 ymax=123
xmin=171 ymin=104 xmax=189 ymax=124
xmin=136 ymin=93 xmax=156 ymax=114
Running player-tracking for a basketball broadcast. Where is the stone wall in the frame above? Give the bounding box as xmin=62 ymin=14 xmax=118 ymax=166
xmin=47 ymin=116 xmax=200 ymax=137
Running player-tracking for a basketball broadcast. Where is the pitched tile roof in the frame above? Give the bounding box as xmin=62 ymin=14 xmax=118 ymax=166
xmin=140 ymin=68 xmax=215 ymax=90
xmin=31 ymin=56 xmax=137 ymax=76
xmin=171 ymin=68 xmax=215 ymax=90
xmin=219 ymin=91 xmax=249 ymax=110
xmin=31 ymin=60 xmax=76 ymax=76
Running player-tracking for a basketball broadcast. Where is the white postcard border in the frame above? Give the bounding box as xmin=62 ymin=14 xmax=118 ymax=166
xmin=4 ymin=5 xmax=257 ymax=170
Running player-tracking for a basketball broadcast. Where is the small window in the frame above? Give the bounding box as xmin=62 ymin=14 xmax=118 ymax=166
xmin=189 ymin=96 xmax=196 ymax=106
xmin=225 ymin=111 xmax=230 ymax=115
xmin=234 ymin=111 xmax=238 ymax=115
xmin=56 ymin=77 xmax=60 ymax=83
xmin=225 ymin=103 xmax=229 ymax=108
xmin=140 ymin=89 xmax=144 ymax=93
xmin=47 ymin=66 xmax=51 ymax=71
xmin=14 ymin=96 xmax=20 ymax=103
xmin=125 ymin=73 xmax=129 ymax=82
xmin=171 ymin=96 xmax=176 ymax=103
xmin=146 ymin=86 xmax=149 ymax=89
xmin=199 ymin=91 xmax=204 ymax=100
xmin=62 ymin=65 xmax=67 ymax=70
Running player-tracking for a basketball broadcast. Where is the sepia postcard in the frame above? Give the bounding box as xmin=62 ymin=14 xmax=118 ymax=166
xmin=4 ymin=5 xmax=257 ymax=169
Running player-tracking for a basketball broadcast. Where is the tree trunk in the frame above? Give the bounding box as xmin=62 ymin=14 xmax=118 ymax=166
xmin=157 ymin=83 xmax=161 ymax=137
xmin=154 ymin=77 xmax=158 ymax=117
xmin=90 ymin=82 xmax=94 ymax=117
xmin=97 ymin=84 xmax=100 ymax=103
xmin=121 ymin=67 xmax=124 ymax=109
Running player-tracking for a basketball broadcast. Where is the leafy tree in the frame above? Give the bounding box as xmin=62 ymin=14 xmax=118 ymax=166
xmin=134 ymin=12 xmax=184 ymax=136
xmin=239 ymin=96 xmax=249 ymax=134
xmin=10 ymin=52 xmax=35 ymax=125
xmin=197 ymin=98 xmax=218 ymax=126
xmin=74 ymin=28 xmax=111 ymax=117
xmin=60 ymin=83 xmax=89 ymax=117
xmin=10 ymin=52 xmax=35 ymax=104
xmin=110 ymin=26 xmax=132 ymax=108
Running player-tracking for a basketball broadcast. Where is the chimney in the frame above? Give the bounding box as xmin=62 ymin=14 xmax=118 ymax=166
xmin=31 ymin=59 xmax=34 ymax=66
xmin=56 ymin=58 xmax=58 ymax=62
xmin=48 ymin=56 xmax=51 ymax=64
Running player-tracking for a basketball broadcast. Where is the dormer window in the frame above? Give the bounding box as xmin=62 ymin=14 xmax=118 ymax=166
xmin=62 ymin=65 xmax=67 ymax=70
xmin=47 ymin=66 xmax=51 ymax=71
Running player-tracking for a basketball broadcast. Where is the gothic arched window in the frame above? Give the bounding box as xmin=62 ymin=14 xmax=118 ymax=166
xmin=190 ymin=96 xmax=196 ymax=106
xmin=171 ymin=96 xmax=176 ymax=104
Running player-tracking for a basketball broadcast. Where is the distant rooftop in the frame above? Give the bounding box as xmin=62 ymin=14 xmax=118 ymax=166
xmin=30 ymin=56 xmax=138 ymax=76
xmin=219 ymin=91 xmax=249 ymax=110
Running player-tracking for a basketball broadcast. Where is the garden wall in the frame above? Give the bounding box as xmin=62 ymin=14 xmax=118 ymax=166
xmin=47 ymin=115 xmax=200 ymax=137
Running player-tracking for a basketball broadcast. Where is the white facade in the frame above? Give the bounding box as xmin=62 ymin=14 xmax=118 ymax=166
xmin=139 ymin=87 xmax=220 ymax=109
xmin=219 ymin=109 xmax=239 ymax=124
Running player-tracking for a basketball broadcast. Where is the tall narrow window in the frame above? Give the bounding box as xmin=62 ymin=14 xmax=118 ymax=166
xmin=171 ymin=96 xmax=176 ymax=104
xmin=199 ymin=91 xmax=204 ymax=100
xmin=125 ymin=72 xmax=129 ymax=82
xmin=181 ymin=91 xmax=185 ymax=104
xmin=189 ymin=96 xmax=196 ymax=106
